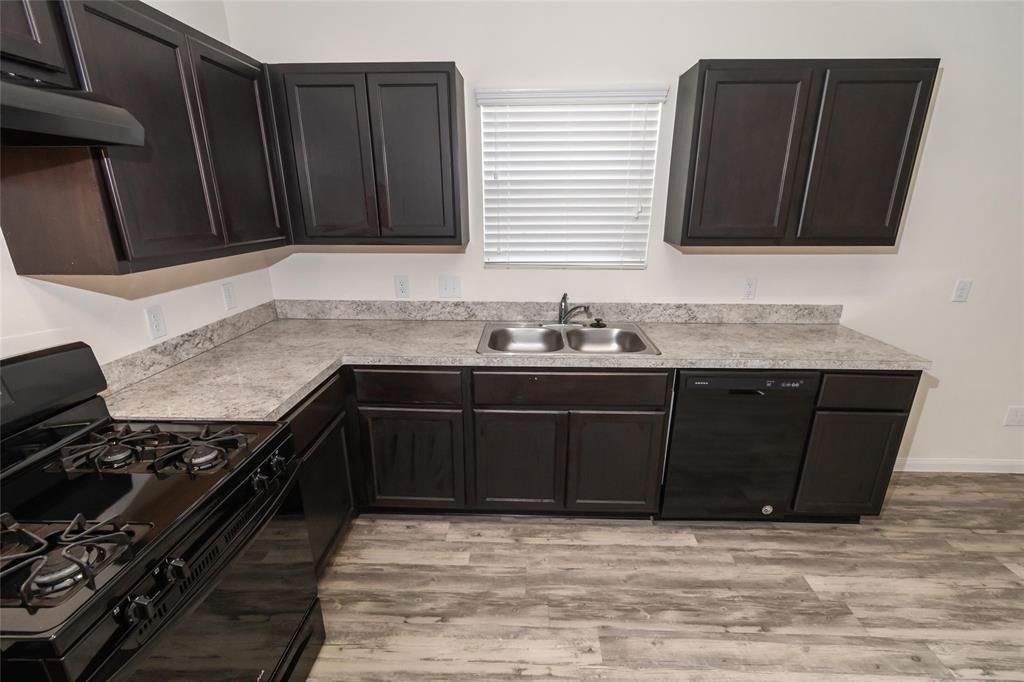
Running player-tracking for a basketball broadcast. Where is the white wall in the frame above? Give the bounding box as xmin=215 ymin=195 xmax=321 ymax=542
xmin=146 ymin=0 xmax=231 ymax=43
xmin=225 ymin=0 xmax=1024 ymax=471
xmin=0 ymin=0 xmax=276 ymax=365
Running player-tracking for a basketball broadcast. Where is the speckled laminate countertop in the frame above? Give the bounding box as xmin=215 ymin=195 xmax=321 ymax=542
xmin=104 ymin=319 xmax=930 ymax=422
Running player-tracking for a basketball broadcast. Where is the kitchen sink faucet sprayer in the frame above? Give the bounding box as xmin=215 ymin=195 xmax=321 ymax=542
xmin=558 ymin=293 xmax=591 ymax=325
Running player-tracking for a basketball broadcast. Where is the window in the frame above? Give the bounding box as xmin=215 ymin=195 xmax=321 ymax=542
xmin=478 ymin=89 xmax=666 ymax=269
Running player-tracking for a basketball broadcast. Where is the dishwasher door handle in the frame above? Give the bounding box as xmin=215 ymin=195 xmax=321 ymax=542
xmin=728 ymin=389 xmax=766 ymax=396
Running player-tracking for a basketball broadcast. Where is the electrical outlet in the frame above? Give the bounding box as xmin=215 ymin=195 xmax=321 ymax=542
xmin=394 ymin=274 xmax=410 ymax=299
xmin=1004 ymin=406 xmax=1024 ymax=427
xmin=439 ymin=274 xmax=462 ymax=298
xmin=742 ymin=277 xmax=758 ymax=301
xmin=220 ymin=282 xmax=237 ymax=311
xmin=951 ymin=278 xmax=973 ymax=303
xmin=144 ymin=305 xmax=167 ymax=340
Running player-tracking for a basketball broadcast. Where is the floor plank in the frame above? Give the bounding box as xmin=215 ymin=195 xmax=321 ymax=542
xmin=314 ymin=472 xmax=1024 ymax=680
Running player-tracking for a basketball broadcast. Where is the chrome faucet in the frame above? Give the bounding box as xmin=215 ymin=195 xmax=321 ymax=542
xmin=557 ymin=293 xmax=591 ymax=325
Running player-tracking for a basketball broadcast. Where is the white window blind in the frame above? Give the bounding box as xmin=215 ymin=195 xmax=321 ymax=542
xmin=478 ymin=88 xmax=666 ymax=269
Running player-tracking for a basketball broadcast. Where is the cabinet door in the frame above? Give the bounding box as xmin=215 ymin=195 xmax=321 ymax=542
xmin=473 ymin=410 xmax=567 ymax=511
xmin=69 ymin=1 xmax=223 ymax=259
xmin=687 ymin=66 xmax=814 ymax=241
xmin=283 ymin=73 xmax=379 ymax=239
xmin=796 ymin=66 xmax=936 ymax=244
xmin=297 ymin=414 xmax=352 ymax=574
xmin=566 ymin=411 xmax=666 ymax=513
xmin=188 ymin=36 xmax=284 ymax=247
xmin=1 ymin=0 xmax=71 ymax=79
xmin=793 ymin=411 xmax=908 ymax=515
xmin=360 ymin=407 xmax=465 ymax=508
xmin=367 ymin=72 xmax=456 ymax=238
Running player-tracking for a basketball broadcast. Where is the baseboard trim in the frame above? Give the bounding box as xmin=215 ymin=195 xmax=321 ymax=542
xmin=896 ymin=457 xmax=1024 ymax=474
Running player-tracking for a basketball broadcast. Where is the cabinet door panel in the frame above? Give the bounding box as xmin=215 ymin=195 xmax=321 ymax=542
xmin=189 ymin=37 xmax=283 ymax=246
xmin=69 ymin=1 xmax=222 ymax=259
xmin=297 ymin=415 xmax=352 ymax=575
xmin=1 ymin=0 xmax=68 ymax=74
xmin=474 ymin=410 xmax=567 ymax=511
xmin=360 ymin=407 xmax=464 ymax=508
xmin=566 ymin=411 xmax=665 ymax=513
xmin=284 ymin=73 xmax=379 ymax=239
xmin=367 ymin=72 xmax=455 ymax=238
xmin=687 ymin=67 xmax=813 ymax=240
xmin=797 ymin=67 xmax=935 ymax=243
xmin=793 ymin=411 xmax=908 ymax=515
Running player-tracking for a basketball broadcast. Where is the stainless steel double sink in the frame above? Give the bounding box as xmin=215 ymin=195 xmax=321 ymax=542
xmin=476 ymin=322 xmax=660 ymax=355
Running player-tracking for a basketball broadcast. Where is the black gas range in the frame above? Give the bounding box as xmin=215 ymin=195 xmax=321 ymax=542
xmin=1 ymin=343 xmax=324 ymax=681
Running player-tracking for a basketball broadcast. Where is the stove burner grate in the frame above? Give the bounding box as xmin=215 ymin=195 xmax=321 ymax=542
xmin=56 ymin=424 xmax=249 ymax=477
xmin=0 ymin=513 xmax=143 ymax=610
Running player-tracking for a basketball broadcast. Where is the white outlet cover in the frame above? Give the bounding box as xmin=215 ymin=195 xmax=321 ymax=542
xmin=439 ymin=274 xmax=462 ymax=298
xmin=1004 ymin=406 xmax=1024 ymax=427
xmin=951 ymin=278 xmax=973 ymax=303
xmin=221 ymin=282 xmax=237 ymax=310
xmin=144 ymin=305 xmax=167 ymax=340
xmin=394 ymin=274 xmax=411 ymax=299
xmin=742 ymin=277 xmax=758 ymax=301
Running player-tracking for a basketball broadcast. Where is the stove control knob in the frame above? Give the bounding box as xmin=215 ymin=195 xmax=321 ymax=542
xmin=251 ymin=473 xmax=271 ymax=492
xmin=125 ymin=595 xmax=156 ymax=624
xmin=163 ymin=557 xmax=191 ymax=582
xmin=268 ymin=454 xmax=286 ymax=475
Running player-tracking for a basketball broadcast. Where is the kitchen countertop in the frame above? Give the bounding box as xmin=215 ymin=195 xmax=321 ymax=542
xmin=104 ymin=319 xmax=930 ymax=422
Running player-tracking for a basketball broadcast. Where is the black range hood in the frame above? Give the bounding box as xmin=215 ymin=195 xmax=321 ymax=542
xmin=1 ymin=80 xmax=144 ymax=147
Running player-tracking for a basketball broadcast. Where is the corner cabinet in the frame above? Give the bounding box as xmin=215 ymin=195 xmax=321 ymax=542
xmin=269 ymin=63 xmax=469 ymax=246
xmin=664 ymin=59 xmax=938 ymax=247
xmin=0 ymin=0 xmax=286 ymax=275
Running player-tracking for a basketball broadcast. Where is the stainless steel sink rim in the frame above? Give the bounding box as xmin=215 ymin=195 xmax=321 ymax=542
xmin=477 ymin=322 xmax=661 ymax=355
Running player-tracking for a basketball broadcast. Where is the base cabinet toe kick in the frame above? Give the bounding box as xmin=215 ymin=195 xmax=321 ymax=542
xmin=332 ymin=366 xmax=921 ymax=523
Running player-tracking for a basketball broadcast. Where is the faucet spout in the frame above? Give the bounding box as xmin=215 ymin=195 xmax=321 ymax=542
xmin=556 ymin=293 xmax=590 ymax=325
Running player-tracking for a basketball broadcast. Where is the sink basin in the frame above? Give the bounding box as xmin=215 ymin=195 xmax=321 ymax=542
xmin=565 ymin=327 xmax=649 ymax=353
xmin=477 ymin=322 xmax=659 ymax=355
xmin=486 ymin=326 xmax=565 ymax=353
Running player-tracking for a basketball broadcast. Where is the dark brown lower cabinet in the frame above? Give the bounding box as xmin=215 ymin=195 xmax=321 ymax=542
xmin=473 ymin=410 xmax=568 ymax=511
xmin=360 ymin=407 xmax=465 ymax=508
xmin=566 ymin=411 xmax=666 ymax=513
xmin=793 ymin=411 xmax=909 ymax=515
xmin=297 ymin=414 xmax=352 ymax=574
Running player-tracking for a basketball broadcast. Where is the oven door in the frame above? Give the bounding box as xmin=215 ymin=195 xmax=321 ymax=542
xmin=110 ymin=467 xmax=324 ymax=681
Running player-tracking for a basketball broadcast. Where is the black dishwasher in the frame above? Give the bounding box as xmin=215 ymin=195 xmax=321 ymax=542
xmin=662 ymin=371 xmax=820 ymax=519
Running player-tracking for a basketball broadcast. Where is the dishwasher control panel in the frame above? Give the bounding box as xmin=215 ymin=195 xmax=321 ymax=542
xmin=686 ymin=375 xmax=816 ymax=392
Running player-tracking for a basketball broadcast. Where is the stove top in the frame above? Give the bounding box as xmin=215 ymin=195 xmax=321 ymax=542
xmin=0 ymin=514 xmax=151 ymax=611
xmin=54 ymin=423 xmax=251 ymax=477
xmin=1 ymin=417 xmax=283 ymax=638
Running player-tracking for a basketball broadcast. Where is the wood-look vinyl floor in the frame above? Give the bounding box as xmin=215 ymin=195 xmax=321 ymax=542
xmin=310 ymin=473 xmax=1024 ymax=681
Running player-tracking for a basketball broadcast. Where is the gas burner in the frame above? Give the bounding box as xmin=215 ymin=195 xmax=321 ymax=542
xmin=150 ymin=425 xmax=247 ymax=477
xmin=55 ymin=423 xmax=250 ymax=477
xmin=0 ymin=514 xmax=149 ymax=610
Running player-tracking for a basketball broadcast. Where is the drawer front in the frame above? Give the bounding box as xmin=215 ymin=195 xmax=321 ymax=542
xmin=473 ymin=371 xmax=670 ymax=408
xmin=287 ymin=374 xmax=345 ymax=454
xmin=817 ymin=373 xmax=919 ymax=412
xmin=354 ymin=368 xmax=462 ymax=405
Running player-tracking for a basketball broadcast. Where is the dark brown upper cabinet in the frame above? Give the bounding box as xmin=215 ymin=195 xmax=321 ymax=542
xmin=71 ymin=1 xmax=223 ymax=261
xmin=281 ymin=73 xmax=379 ymax=238
xmin=0 ymin=0 xmax=286 ymax=275
xmin=0 ymin=0 xmax=76 ymax=87
xmin=270 ymin=62 xmax=469 ymax=246
xmin=664 ymin=59 xmax=938 ymax=247
xmin=187 ymin=36 xmax=285 ymax=248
